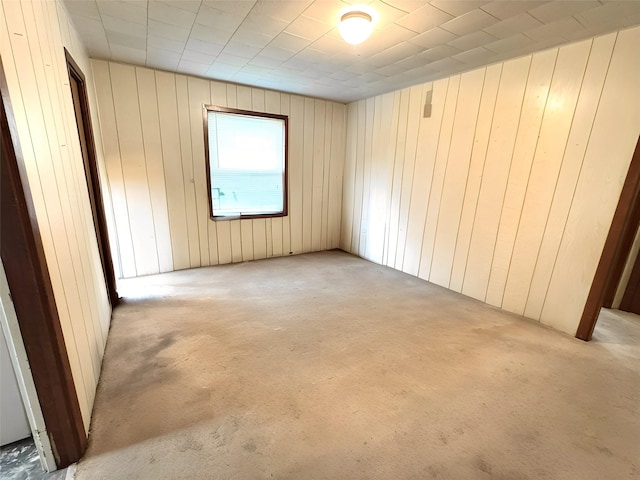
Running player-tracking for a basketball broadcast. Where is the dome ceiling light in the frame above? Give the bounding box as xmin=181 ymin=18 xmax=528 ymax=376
xmin=339 ymin=7 xmax=376 ymax=45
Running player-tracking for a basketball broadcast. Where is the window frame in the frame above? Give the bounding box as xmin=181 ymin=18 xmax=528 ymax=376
xmin=203 ymin=105 xmax=289 ymax=221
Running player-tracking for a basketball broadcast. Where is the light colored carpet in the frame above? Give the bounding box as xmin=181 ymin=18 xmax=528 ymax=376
xmin=75 ymin=251 xmax=640 ymax=480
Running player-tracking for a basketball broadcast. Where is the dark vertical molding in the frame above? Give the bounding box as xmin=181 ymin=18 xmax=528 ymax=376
xmin=1 ymin=60 xmax=87 ymax=467
xmin=577 ymin=135 xmax=640 ymax=340
xmin=65 ymin=49 xmax=119 ymax=306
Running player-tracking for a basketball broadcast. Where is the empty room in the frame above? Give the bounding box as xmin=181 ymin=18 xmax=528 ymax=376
xmin=1 ymin=0 xmax=639 ymax=479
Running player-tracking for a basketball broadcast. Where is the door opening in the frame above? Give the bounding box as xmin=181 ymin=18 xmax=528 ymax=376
xmin=65 ymin=49 xmax=118 ymax=306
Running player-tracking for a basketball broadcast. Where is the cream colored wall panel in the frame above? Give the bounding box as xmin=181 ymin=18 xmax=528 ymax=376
xmin=91 ymin=60 xmax=137 ymax=278
xmin=541 ymin=27 xmax=640 ymax=334
xmin=312 ymin=99 xmax=326 ymax=253
xmin=485 ymin=49 xmax=557 ymax=307
xmin=462 ymin=56 xmax=531 ymax=301
xmin=524 ymin=33 xmax=616 ymax=320
xmin=430 ymin=70 xmax=484 ymax=288
xmin=394 ymin=86 xmax=422 ymax=271
xmin=418 ymin=76 xmax=460 ymax=281
xmin=135 ymin=68 xmax=174 ymax=273
xmin=280 ymin=93 xmax=292 ymax=256
xmin=359 ymin=98 xmax=374 ymax=259
xmin=154 ymin=71 xmax=191 ymax=271
xmin=302 ymin=98 xmax=315 ymax=253
xmin=110 ymin=63 xmax=160 ymax=276
xmin=385 ymin=90 xmax=410 ymax=268
xmin=351 ymin=100 xmax=366 ymax=255
xmin=230 ymin=220 xmax=243 ymax=262
xmin=450 ymin=64 xmax=502 ymax=293
xmin=289 ymin=95 xmax=305 ymax=254
xmin=502 ymin=40 xmax=592 ymax=315
xmin=321 ymin=103 xmax=333 ymax=252
xmin=175 ymin=75 xmax=201 ymax=268
xmin=402 ymin=81 xmax=445 ymax=277
xmin=364 ymin=95 xmax=386 ymax=264
xmin=187 ymin=76 xmax=212 ymax=266
xmin=381 ymin=92 xmax=402 ymax=267
xmin=341 ymin=103 xmax=357 ymax=251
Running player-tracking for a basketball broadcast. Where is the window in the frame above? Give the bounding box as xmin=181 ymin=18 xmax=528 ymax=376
xmin=204 ymin=106 xmax=288 ymax=220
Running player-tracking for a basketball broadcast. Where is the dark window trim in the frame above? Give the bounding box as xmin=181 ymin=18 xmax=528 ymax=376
xmin=203 ymin=105 xmax=288 ymax=221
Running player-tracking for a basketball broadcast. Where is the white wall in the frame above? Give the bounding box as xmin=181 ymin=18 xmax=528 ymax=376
xmin=342 ymin=27 xmax=640 ymax=336
xmin=0 ymin=325 xmax=30 ymax=446
xmin=91 ymin=60 xmax=346 ymax=278
xmin=0 ymin=0 xmax=111 ymax=430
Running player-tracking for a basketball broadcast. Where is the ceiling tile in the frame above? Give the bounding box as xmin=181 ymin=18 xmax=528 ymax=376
xmin=574 ymin=2 xmax=640 ymax=28
xmin=366 ymin=42 xmax=425 ymax=67
xmin=451 ymin=45 xmax=493 ymax=64
xmin=185 ymin=37 xmax=225 ymax=56
xmin=250 ymin=0 xmax=313 ymax=23
xmin=201 ymin=0 xmax=256 ymax=17
xmin=527 ymin=1 xmax=600 ymax=23
xmin=285 ymin=15 xmax=332 ymax=41
xmin=421 ymin=44 xmax=461 ymax=61
xmin=447 ymin=30 xmax=497 ymax=50
xmin=300 ymin=0 xmax=345 ymax=25
xmin=395 ymin=4 xmax=455 ymax=33
xmin=483 ymin=13 xmax=543 ymax=39
xmin=148 ymin=19 xmax=191 ymax=42
xmin=440 ymin=9 xmax=499 ymax=36
xmin=242 ymin=13 xmax=289 ymax=36
xmin=427 ymin=56 xmax=464 ymax=72
xmin=147 ymin=35 xmax=186 ymax=54
xmin=231 ymin=28 xmax=275 ymax=49
xmin=106 ymin=30 xmax=146 ymax=49
xmin=101 ymin=14 xmax=147 ymax=37
xmin=268 ymin=32 xmax=312 ymax=52
xmin=177 ymin=60 xmax=211 ymax=75
xmin=524 ymin=17 xmax=584 ymax=42
xmin=64 ymin=0 xmax=102 ymax=21
xmin=220 ymin=42 xmax=262 ymax=59
xmin=381 ymin=1 xmax=431 ymax=14
xmin=97 ymin=1 xmax=147 ymax=25
xmin=190 ymin=23 xmax=234 ymax=44
xmin=480 ymin=1 xmax=545 ymax=20
xmin=195 ymin=5 xmax=244 ymax=32
xmin=160 ymin=0 xmax=202 ymax=13
xmin=408 ymin=26 xmax=458 ymax=48
xmin=109 ymin=44 xmax=146 ymax=63
xmin=148 ymin=2 xmax=197 ymax=28
xmin=484 ymin=32 xmax=534 ymax=54
xmin=215 ymin=53 xmax=251 ymax=67
xmin=368 ymin=0 xmax=409 ymax=28
xmin=181 ymin=49 xmax=218 ymax=64
xmin=260 ymin=46 xmax=297 ymax=61
xmin=430 ymin=1 xmax=491 ymax=17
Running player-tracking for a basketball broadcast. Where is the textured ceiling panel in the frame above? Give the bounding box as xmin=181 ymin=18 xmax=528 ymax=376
xmin=63 ymin=0 xmax=640 ymax=102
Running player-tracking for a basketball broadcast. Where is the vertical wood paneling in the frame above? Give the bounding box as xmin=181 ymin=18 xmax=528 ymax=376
xmin=342 ymin=27 xmax=640 ymax=336
xmin=418 ymin=76 xmax=459 ymax=281
xmin=430 ymin=69 xmax=485 ymax=288
xmin=187 ymin=76 xmax=212 ymax=266
xmin=540 ymin=27 xmax=640 ymax=334
xmin=93 ymin=63 xmax=346 ymax=277
xmin=155 ymin=71 xmax=190 ymax=271
xmin=462 ymin=56 xmax=531 ymax=301
xmin=484 ymin=49 xmax=557 ymax=307
xmin=135 ymin=68 xmax=173 ymax=273
xmin=1 ymin=0 xmax=113 ymax=431
xmin=524 ymin=34 xmax=616 ymax=319
xmin=503 ymin=40 xmax=593 ymax=315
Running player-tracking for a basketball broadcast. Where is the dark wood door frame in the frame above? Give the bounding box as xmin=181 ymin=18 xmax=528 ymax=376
xmin=1 ymin=61 xmax=87 ymax=468
xmin=65 ymin=49 xmax=118 ymax=306
xmin=577 ymin=135 xmax=640 ymax=340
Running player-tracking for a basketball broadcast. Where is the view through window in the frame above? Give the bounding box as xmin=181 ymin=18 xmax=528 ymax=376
xmin=205 ymin=106 xmax=288 ymax=219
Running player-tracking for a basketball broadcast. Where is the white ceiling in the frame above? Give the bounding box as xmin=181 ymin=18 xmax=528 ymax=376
xmin=64 ymin=0 xmax=640 ymax=103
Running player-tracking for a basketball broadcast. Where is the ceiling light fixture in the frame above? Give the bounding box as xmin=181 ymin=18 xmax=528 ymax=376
xmin=339 ymin=9 xmax=374 ymax=45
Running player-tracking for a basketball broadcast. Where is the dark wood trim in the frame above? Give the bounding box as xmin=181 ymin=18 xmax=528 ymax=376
xmin=1 ymin=60 xmax=87 ymax=468
xmin=576 ymin=135 xmax=640 ymax=340
xmin=203 ymin=105 xmax=289 ymax=221
xmin=619 ymin=242 xmax=640 ymax=312
xmin=64 ymin=49 xmax=118 ymax=306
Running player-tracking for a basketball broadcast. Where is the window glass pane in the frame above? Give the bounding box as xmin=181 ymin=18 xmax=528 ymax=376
xmin=208 ymin=110 xmax=285 ymax=218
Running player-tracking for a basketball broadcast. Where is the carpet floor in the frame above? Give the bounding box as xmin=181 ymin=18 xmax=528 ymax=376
xmin=75 ymin=250 xmax=640 ymax=480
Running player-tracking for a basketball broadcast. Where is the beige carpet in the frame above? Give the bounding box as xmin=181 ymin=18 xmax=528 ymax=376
xmin=75 ymin=250 xmax=640 ymax=480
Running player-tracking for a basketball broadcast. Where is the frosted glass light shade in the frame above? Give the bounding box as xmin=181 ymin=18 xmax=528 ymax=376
xmin=339 ymin=11 xmax=373 ymax=45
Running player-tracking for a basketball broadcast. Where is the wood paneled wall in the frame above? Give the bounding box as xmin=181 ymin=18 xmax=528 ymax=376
xmin=0 ymin=0 xmax=112 ymax=430
xmin=342 ymin=27 xmax=640 ymax=336
xmin=91 ymin=60 xmax=346 ymax=278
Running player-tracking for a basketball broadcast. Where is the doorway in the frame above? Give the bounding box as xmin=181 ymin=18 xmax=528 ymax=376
xmin=64 ymin=49 xmax=118 ymax=306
